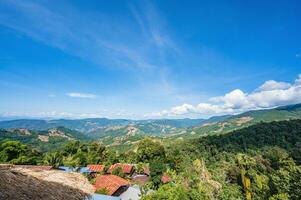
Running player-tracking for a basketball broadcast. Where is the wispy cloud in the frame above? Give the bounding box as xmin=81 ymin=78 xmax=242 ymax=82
xmin=1 ymin=109 xmax=137 ymax=119
xmin=296 ymin=49 xmax=301 ymax=57
xmin=0 ymin=0 xmax=178 ymax=71
xmin=146 ymin=74 xmax=301 ymax=118
xmin=129 ymin=1 xmax=178 ymax=51
xmin=0 ymin=0 xmax=188 ymax=107
xmin=66 ymin=92 xmax=97 ymax=99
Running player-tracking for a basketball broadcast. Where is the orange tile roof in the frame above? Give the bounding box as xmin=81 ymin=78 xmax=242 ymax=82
xmin=87 ymin=164 xmax=105 ymax=172
xmin=108 ymin=163 xmax=133 ymax=174
xmin=94 ymin=175 xmax=129 ymax=195
xmin=161 ymin=175 xmax=172 ymax=183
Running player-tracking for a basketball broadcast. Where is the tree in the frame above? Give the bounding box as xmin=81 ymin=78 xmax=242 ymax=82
xmin=141 ymin=184 xmax=190 ymax=200
xmin=149 ymin=159 xmax=166 ymax=189
xmin=0 ymin=140 xmax=40 ymax=164
xmin=63 ymin=155 xmax=80 ymax=168
xmin=136 ymin=162 xmax=147 ymax=174
xmin=264 ymin=147 xmax=289 ymax=170
xmin=44 ymin=152 xmax=63 ymax=168
xmin=136 ymin=138 xmax=166 ymax=163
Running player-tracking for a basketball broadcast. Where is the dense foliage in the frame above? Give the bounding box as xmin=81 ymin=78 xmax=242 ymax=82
xmin=0 ymin=119 xmax=301 ymax=199
xmin=0 ymin=140 xmax=41 ymax=164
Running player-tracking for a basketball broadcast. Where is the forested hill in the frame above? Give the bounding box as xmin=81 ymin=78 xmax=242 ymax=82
xmin=176 ymin=103 xmax=301 ymax=139
xmin=162 ymin=119 xmax=301 ymax=200
xmin=194 ymin=119 xmax=301 ymax=163
xmin=0 ymin=127 xmax=90 ymax=151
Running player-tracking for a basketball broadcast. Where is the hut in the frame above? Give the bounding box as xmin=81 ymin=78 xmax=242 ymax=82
xmin=87 ymin=164 xmax=105 ymax=173
xmin=108 ymin=163 xmax=134 ymax=176
xmin=94 ymin=175 xmax=129 ymax=196
xmin=0 ymin=164 xmax=92 ymax=200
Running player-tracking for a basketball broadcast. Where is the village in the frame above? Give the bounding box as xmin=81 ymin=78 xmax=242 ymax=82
xmin=1 ymin=163 xmax=172 ymax=200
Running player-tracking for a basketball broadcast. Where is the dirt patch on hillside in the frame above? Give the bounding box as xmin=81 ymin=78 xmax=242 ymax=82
xmin=38 ymin=135 xmax=49 ymax=142
xmin=235 ymin=116 xmax=253 ymax=126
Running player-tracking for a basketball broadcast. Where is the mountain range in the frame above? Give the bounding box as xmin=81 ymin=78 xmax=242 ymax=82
xmin=1 ymin=103 xmax=301 ymax=148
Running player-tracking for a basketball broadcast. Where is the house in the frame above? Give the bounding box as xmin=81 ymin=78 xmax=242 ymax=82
xmin=131 ymin=165 xmax=150 ymax=185
xmin=94 ymin=175 xmax=129 ymax=196
xmin=58 ymin=166 xmax=78 ymax=172
xmin=87 ymin=164 xmax=105 ymax=173
xmin=131 ymin=174 xmax=149 ymax=185
xmin=119 ymin=185 xmax=141 ymax=200
xmin=108 ymin=163 xmax=134 ymax=175
xmin=80 ymin=167 xmax=93 ymax=174
xmin=88 ymin=193 xmax=121 ymax=200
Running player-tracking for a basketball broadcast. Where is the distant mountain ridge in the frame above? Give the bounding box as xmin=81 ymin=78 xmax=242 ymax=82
xmin=1 ymin=103 xmax=301 ymax=144
xmin=0 ymin=118 xmax=206 ymax=132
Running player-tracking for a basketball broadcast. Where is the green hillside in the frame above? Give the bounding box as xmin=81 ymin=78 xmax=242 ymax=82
xmin=1 ymin=104 xmax=301 ymax=147
xmin=173 ymin=103 xmax=301 ymax=139
xmin=0 ymin=127 xmax=90 ymax=151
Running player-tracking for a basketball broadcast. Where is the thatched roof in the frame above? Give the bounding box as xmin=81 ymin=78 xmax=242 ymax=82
xmin=0 ymin=164 xmax=93 ymax=200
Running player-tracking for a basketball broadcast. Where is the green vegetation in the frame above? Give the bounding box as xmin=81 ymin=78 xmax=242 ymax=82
xmin=0 ymin=116 xmax=301 ymax=199
xmin=95 ymin=188 xmax=109 ymax=195
xmin=0 ymin=140 xmax=41 ymax=164
xmin=150 ymin=120 xmax=301 ymax=199
xmin=1 ymin=104 xmax=301 ymax=146
xmin=111 ymin=166 xmax=125 ymax=178
xmin=172 ymin=103 xmax=301 ymax=139
xmin=0 ymin=127 xmax=90 ymax=151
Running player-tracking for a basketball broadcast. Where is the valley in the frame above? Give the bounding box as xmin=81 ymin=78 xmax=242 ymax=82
xmin=1 ymin=104 xmax=301 ymax=199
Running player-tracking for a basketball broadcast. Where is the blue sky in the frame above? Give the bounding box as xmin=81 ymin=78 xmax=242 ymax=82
xmin=0 ymin=0 xmax=300 ymax=119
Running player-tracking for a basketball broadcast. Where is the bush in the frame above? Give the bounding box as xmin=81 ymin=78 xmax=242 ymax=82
xmin=112 ymin=166 xmax=125 ymax=178
xmin=95 ymin=188 xmax=109 ymax=195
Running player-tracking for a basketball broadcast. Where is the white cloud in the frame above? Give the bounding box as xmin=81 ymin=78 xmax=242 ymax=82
xmin=1 ymin=111 xmax=74 ymax=118
xmin=257 ymin=80 xmax=291 ymax=91
xmin=210 ymin=89 xmax=250 ymax=109
xmin=66 ymin=92 xmax=96 ymax=99
xmin=146 ymin=74 xmax=301 ymax=117
xmin=296 ymin=74 xmax=301 ymax=85
xmin=1 ymin=110 xmax=139 ymax=119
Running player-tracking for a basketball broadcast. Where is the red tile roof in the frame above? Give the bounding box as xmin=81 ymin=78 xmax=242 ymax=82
xmin=94 ymin=175 xmax=129 ymax=195
xmin=16 ymin=165 xmax=53 ymax=171
xmin=108 ymin=163 xmax=133 ymax=174
xmin=161 ymin=175 xmax=172 ymax=183
xmin=87 ymin=164 xmax=105 ymax=172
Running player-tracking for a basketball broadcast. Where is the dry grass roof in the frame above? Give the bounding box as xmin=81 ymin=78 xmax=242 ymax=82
xmin=0 ymin=164 xmax=93 ymax=200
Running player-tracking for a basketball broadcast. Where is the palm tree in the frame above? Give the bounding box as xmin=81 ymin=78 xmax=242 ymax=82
xmin=44 ymin=152 xmax=63 ymax=168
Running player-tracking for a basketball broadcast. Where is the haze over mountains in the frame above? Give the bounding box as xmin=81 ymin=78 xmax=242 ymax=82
xmin=1 ymin=103 xmax=301 ymax=149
